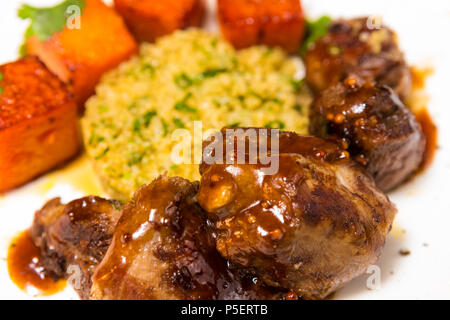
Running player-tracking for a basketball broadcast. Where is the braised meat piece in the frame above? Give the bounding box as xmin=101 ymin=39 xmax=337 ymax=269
xmin=310 ymin=79 xmax=426 ymax=191
xmin=305 ymin=17 xmax=411 ymax=99
xmin=197 ymin=128 xmax=397 ymax=299
xmin=199 ymin=128 xmax=349 ymax=176
xmin=30 ymin=196 xmax=123 ymax=299
xmin=91 ymin=176 xmax=283 ymax=300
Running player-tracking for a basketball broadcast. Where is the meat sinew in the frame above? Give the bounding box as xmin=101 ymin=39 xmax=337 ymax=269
xmin=197 ymin=128 xmax=397 ymax=299
xmin=30 ymin=196 xmax=123 ymax=299
xmin=305 ymin=17 xmax=411 ymax=99
xmin=310 ymin=79 xmax=426 ymax=191
xmin=90 ymin=176 xmax=284 ymax=300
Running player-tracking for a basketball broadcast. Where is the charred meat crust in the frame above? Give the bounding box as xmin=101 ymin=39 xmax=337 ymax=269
xmin=305 ymin=17 xmax=411 ymax=99
xmin=30 ymin=196 xmax=122 ymax=299
xmin=310 ymin=81 xmax=426 ymax=191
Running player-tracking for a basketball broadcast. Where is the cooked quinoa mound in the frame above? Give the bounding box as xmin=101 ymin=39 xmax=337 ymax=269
xmin=83 ymin=29 xmax=312 ymax=200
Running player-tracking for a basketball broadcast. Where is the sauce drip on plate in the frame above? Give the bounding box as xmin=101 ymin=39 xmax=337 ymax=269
xmin=416 ymin=108 xmax=438 ymax=171
xmin=409 ymin=66 xmax=438 ymax=171
xmin=7 ymin=230 xmax=66 ymax=295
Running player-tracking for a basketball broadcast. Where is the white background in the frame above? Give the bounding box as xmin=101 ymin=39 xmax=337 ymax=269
xmin=0 ymin=0 xmax=449 ymax=299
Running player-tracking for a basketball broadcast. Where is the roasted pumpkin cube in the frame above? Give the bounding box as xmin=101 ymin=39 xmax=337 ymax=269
xmin=114 ymin=0 xmax=206 ymax=42
xmin=0 ymin=56 xmax=80 ymax=192
xmin=26 ymin=0 xmax=138 ymax=109
xmin=218 ymin=0 xmax=305 ymax=53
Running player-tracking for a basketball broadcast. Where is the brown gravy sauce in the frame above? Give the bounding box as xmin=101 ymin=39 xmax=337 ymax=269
xmin=7 ymin=230 xmax=66 ymax=296
xmin=410 ymin=66 xmax=438 ymax=172
xmin=416 ymin=108 xmax=438 ymax=172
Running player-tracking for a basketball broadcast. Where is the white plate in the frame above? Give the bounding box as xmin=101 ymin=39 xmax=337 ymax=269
xmin=0 ymin=0 xmax=449 ymax=300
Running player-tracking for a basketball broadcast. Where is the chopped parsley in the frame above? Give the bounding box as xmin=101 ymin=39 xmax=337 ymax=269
xmin=161 ymin=119 xmax=169 ymax=136
xmin=99 ymin=105 xmax=109 ymax=113
xmin=128 ymin=101 xmax=137 ymax=110
xmin=174 ymin=93 xmax=197 ymax=113
xmin=248 ymin=90 xmax=282 ymax=105
xmin=143 ymin=110 xmax=157 ymax=126
xmin=174 ymin=73 xmax=194 ymax=88
xmin=95 ymin=147 xmax=110 ymax=160
xmin=213 ymin=99 xmax=222 ymax=108
xmin=88 ymin=133 xmax=96 ymax=145
xmin=18 ymin=0 xmax=86 ymax=55
xmin=141 ymin=63 xmax=155 ymax=75
xmin=293 ymin=104 xmax=303 ymax=112
xmin=174 ymin=68 xmax=228 ymax=88
xmin=111 ymin=201 xmax=122 ymax=211
xmin=0 ymin=72 xmax=3 ymax=94
xmin=300 ymin=16 xmax=332 ymax=56
xmin=88 ymin=133 xmax=105 ymax=146
xmin=89 ymin=134 xmax=105 ymax=145
xmin=291 ymin=79 xmax=304 ymax=91
xmin=133 ymin=119 xmax=141 ymax=135
xmin=173 ymin=118 xmax=185 ymax=128
xmin=128 ymin=152 xmax=144 ymax=166
xmin=175 ymin=103 xmax=197 ymax=113
xmin=121 ymin=172 xmax=132 ymax=180
xmin=263 ymin=48 xmax=274 ymax=57
xmin=264 ymin=120 xmax=286 ymax=130
xmin=100 ymin=119 xmax=115 ymax=129
xmin=201 ymin=68 xmax=228 ymax=79
xmin=228 ymin=122 xmax=241 ymax=128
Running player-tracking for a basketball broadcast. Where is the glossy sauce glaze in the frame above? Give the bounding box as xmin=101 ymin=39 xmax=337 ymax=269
xmin=90 ymin=176 xmax=285 ymax=300
xmin=7 ymin=230 xmax=66 ymax=295
xmin=198 ymin=129 xmax=397 ymax=299
xmin=304 ymin=18 xmax=412 ymax=100
xmin=310 ymin=79 xmax=426 ymax=191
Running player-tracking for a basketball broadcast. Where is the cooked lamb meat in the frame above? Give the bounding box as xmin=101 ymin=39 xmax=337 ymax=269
xmin=30 ymin=196 xmax=123 ymax=299
xmin=310 ymin=79 xmax=426 ymax=191
xmin=199 ymin=128 xmax=349 ymax=175
xmin=197 ymin=128 xmax=397 ymax=299
xmin=90 ymin=176 xmax=284 ymax=300
xmin=305 ymin=17 xmax=411 ymax=99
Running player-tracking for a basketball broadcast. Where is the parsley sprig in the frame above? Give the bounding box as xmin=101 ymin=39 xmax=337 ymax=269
xmin=18 ymin=0 xmax=86 ymax=55
xmin=300 ymin=16 xmax=332 ymax=56
xmin=0 ymin=72 xmax=4 ymax=94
